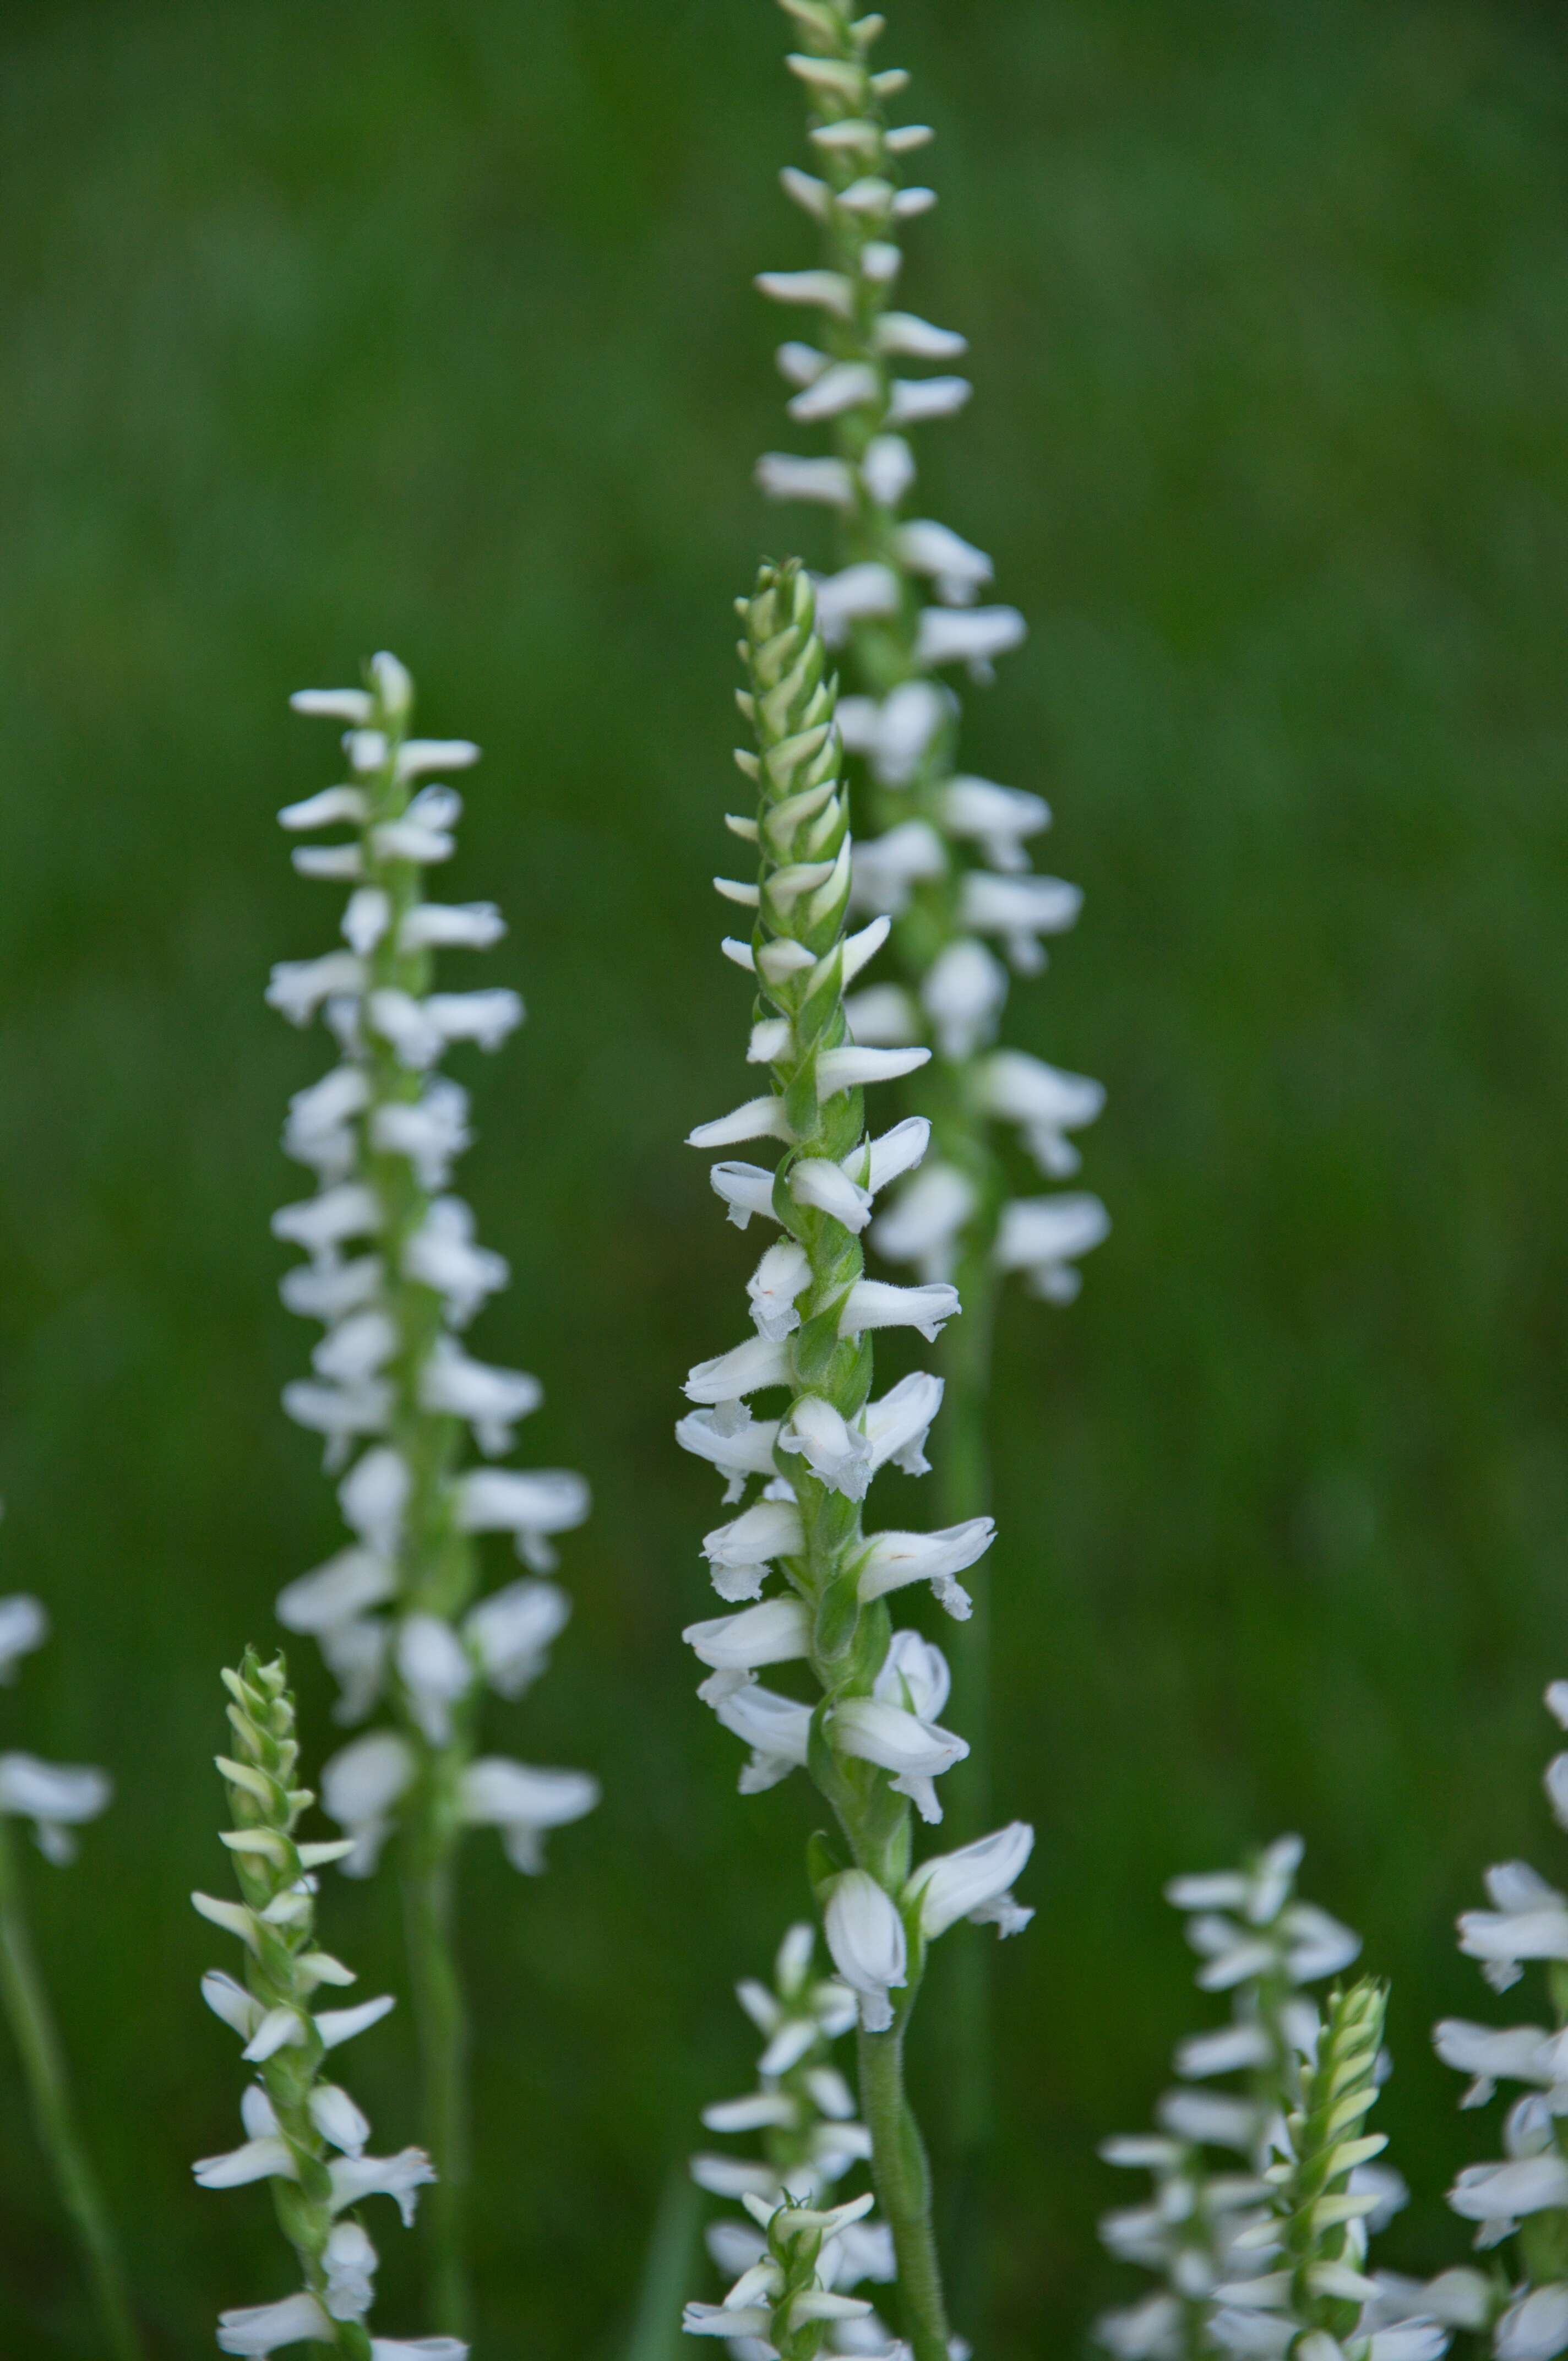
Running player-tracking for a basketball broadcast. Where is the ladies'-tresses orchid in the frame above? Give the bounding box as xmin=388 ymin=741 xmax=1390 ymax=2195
xmin=688 ymin=1922 xmax=907 ymax=2361
xmin=192 ymin=1655 xmax=461 ymax=2360
xmin=1093 ymin=1837 xmax=1454 ymax=2361
xmin=1431 ymin=1684 xmax=1568 ymax=2361
xmin=677 ymin=562 xmax=1033 ymax=2361
xmin=1202 ymin=1981 xmax=1454 ymax=2361
xmin=271 ymin=655 xmax=596 ymax=2330
xmin=752 ymin=0 xmax=1108 ymax=1313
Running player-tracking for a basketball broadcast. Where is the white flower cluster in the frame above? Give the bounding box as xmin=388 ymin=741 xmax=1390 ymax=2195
xmin=192 ymin=1655 xmax=464 ymax=2359
xmin=270 ymin=655 xmax=596 ymax=1878
xmin=1096 ymin=1836 xmax=1378 ymax=2361
xmin=0 ymin=1587 xmax=110 ymax=1864
xmin=680 ymin=564 xmax=1033 ymax=2044
xmin=754 ymin=0 xmax=1108 ymax=1305
xmin=685 ymin=1922 xmax=904 ymax=2360
xmin=1436 ymin=1682 xmax=1568 ymax=2359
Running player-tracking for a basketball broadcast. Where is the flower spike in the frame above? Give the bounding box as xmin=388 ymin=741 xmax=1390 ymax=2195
xmin=275 ymin=656 xmax=598 ymax=2328
xmin=677 ymin=562 xmax=1033 ymax=2361
xmin=193 ymin=1652 xmax=461 ymax=2359
xmin=755 ymin=0 xmax=1107 ymax=1310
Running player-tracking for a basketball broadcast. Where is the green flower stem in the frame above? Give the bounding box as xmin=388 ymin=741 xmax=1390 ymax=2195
xmin=339 ymin=671 xmax=484 ymax=2338
xmin=401 ymin=1764 xmax=471 ymax=2340
xmin=741 ymin=557 xmax=951 ymax=2361
xmin=0 ymin=1814 xmax=144 ymax=2361
xmin=857 ymin=2012 xmax=949 ymax=2361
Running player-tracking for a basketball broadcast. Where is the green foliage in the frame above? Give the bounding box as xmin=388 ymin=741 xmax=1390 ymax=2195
xmin=0 ymin=0 xmax=1566 ymax=2354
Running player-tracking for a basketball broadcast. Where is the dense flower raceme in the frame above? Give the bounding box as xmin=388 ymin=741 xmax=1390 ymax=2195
xmin=753 ymin=0 xmax=1108 ymax=1306
xmin=1095 ymin=1837 xmax=1477 ymax=2361
xmin=678 ymin=562 xmax=1032 ymax=2359
xmin=0 ymin=1585 xmax=111 ymax=1864
xmin=1434 ymin=1681 xmax=1568 ymax=2360
xmin=190 ymin=1655 xmax=463 ymax=2360
xmin=270 ymin=655 xmax=596 ymax=1880
xmin=684 ymin=1922 xmax=907 ymax=2360
xmin=1207 ymin=1980 xmax=1457 ymax=2361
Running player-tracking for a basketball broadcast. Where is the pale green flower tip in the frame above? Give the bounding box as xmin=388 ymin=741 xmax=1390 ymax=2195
xmin=369 ymin=649 xmax=413 ymax=719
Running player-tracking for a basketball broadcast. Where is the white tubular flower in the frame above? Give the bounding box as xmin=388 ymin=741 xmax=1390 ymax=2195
xmin=197 ymin=1657 xmax=459 ymax=2356
xmin=1496 ymin=2287 xmax=1568 ymax=2361
xmin=320 ymin=1731 xmax=417 ymax=1878
xmin=277 ymin=657 xmax=594 ymax=1905
xmin=977 ymin=1048 xmax=1107 ymax=1177
xmin=703 ymin=1498 xmax=805 ymax=1604
xmin=904 ymin=1821 xmax=1035 ymax=1939
xmin=995 ymin=1192 xmax=1112 ymax=1303
xmin=854 ymin=1519 xmax=993 ymax=1619
xmin=862 ymin=1370 xmax=943 ymax=1474
xmin=715 ymin=1684 xmax=814 ymax=1792
xmin=848 ymin=820 xmax=946 ymax=917
xmin=216 ymin=2293 xmax=334 ymax=2355
xmin=684 ymin=1598 xmax=812 ymax=1707
xmin=676 ymin=1406 xmax=783 ymax=1505
xmin=824 ymin=1873 xmax=908 ymax=2033
xmin=778 ymin=1395 xmax=874 ymax=1500
xmin=0 ymin=1753 xmax=111 ymax=1864
xmin=871 ymin=1162 xmax=977 ymax=1285
xmin=455 ymin=1467 xmax=590 ymax=1571
xmin=838 ymin=1277 xmax=959 ymax=1341
xmin=463 ymin=1578 xmax=570 ymax=1699
xmin=831 ymin=1695 xmax=968 ymax=1823
xmin=919 ymin=937 xmax=1008 ymax=1059
xmin=458 ymin=1755 xmax=600 ymax=1873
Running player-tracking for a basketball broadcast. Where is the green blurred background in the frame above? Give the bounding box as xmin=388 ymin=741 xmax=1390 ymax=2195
xmin=2 ymin=0 xmax=1567 ymax=2350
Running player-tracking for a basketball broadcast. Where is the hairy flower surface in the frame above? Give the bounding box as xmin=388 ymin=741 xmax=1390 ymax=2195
xmin=271 ymin=655 xmax=597 ymax=1878
xmin=192 ymin=1653 xmax=462 ymax=2359
xmin=754 ymin=0 xmax=1107 ymax=1307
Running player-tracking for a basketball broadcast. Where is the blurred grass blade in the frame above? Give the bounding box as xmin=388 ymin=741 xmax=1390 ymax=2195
xmin=621 ymin=2162 xmax=703 ymax=2361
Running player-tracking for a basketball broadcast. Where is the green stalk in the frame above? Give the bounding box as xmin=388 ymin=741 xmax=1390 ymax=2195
xmin=0 ymin=1815 xmax=144 ymax=2361
xmin=352 ymin=675 xmax=481 ymax=2338
xmin=857 ymin=2011 xmax=949 ymax=2361
xmin=933 ymin=1229 xmax=999 ymax=2323
xmin=401 ymin=1774 xmax=471 ymax=2339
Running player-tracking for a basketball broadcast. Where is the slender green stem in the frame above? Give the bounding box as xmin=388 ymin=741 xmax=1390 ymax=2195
xmin=933 ymin=1234 xmax=999 ymax=2329
xmin=350 ymin=681 xmax=478 ymax=2335
xmin=857 ymin=2007 xmax=950 ymax=2361
xmin=0 ymin=1815 xmax=144 ymax=2361
xmin=401 ymin=1781 xmax=471 ymax=2340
